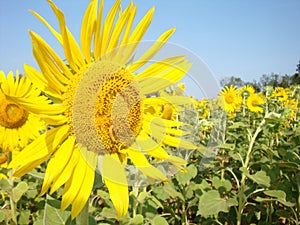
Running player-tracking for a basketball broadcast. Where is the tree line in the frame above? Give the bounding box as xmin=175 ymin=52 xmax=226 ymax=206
xmin=220 ymin=61 xmax=300 ymax=91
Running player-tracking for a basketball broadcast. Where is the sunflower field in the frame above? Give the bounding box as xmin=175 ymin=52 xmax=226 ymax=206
xmin=0 ymin=0 xmax=299 ymax=225
xmin=1 ymin=83 xmax=299 ymax=225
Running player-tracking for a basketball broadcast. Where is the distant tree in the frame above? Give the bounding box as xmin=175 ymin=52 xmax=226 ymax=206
xmin=220 ymin=61 xmax=300 ymax=88
xmin=220 ymin=76 xmax=244 ymax=88
xmin=296 ymin=61 xmax=300 ymax=74
xmin=290 ymin=73 xmax=300 ymax=85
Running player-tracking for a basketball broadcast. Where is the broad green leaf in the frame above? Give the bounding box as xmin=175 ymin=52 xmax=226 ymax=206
xmin=43 ymin=195 xmax=75 ymax=225
xmin=137 ymin=191 xmax=149 ymax=203
xmin=264 ymin=190 xmax=295 ymax=207
xmin=100 ymin=207 xmax=117 ymax=219
xmin=0 ymin=178 xmax=10 ymax=193
xmin=212 ymin=177 xmax=232 ymax=192
xmin=152 ymin=215 xmax=168 ymax=225
xmin=272 ymin=162 xmax=299 ymax=170
xmin=175 ymin=164 xmax=197 ymax=185
xmin=131 ymin=214 xmax=144 ymax=225
xmin=13 ymin=181 xmax=28 ymax=202
xmin=163 ymin=183 xmax=184 ymax=201
xmin=247 ymin=170 xmax=271 ymax=187
xmin=197 ymin=190 xmax=228 ymax=217
xmin=97 ymin=189 xmax=110 ymax=199
xmin=18 ymin=210 xmax=31 ymax=225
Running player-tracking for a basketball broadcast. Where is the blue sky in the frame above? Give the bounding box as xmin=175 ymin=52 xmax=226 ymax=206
xmin=1 ymin=0 xmax=299 ymax=96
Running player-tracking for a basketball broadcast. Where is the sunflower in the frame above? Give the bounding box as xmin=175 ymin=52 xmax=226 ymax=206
xmin=271 ymin=87 xmax=288 ymax=102
xmin=246 ymin=93 xmax=265 ymax=113
xmin=218 ymin=86 xmax=242 ymax=113
xmin=239 ymin=85 xmax=255 ymax=99
xmin=283 ymin=99 xmax=298 ymax=125
xmin=194 ymin=98 xmax=209 ymax=119
xmin=9 ymin=0 xmax=196 ymax=220
xmin=0 ymin=71 xmax=46 ymax=152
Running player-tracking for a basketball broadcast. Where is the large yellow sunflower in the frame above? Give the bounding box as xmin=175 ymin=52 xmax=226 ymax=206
xmin=246 ymin=93 xmax=265 ymax=113
xmin=0 ymin=71 xmax=46 ymax=152
xmin=8 ymin=0 xmax=196 ymax=220
xmin=218 ymin=86 xmax=242 ymax=113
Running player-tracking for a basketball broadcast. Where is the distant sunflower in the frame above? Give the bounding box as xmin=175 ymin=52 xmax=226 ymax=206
xmin=239 ymin=85 xmax=255 ymax=99
xmin=246 ymin=93 xmax=265 ymax=113
xmin=195 ymin=98 xmax=209 ymax=119
xmin=283 ymin=99 xmax=298 ymax=124
xmin=218 ymin=86 xmax=242 ymax=113
xmin=271 ymin=87 xmax=288 ymax=102
xmin=0 ymin=71 xmax=46 ymax=152
xmin=9 ymin=0 xmax=196 ymax=220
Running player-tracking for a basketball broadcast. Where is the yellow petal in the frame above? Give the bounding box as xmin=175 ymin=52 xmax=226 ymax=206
xmin=80 ymin=0 xmax=97 ymax=63
xmin=61 ymin=148 xmax=87 ymax=211
xmin=127 ymin=146 xmax=168 ymax=182
xmin=119 ymin=4 xmax=136 ymax=47
xmin=9 ymin=125 xmax=69 ymax=170
xmin=139 ymin=60 xmax=192 ymax=94
xmin=106 ymin=3 xmax=132 ymax=53
xmin=40 ymin=136 xmax=75 ymax=196
xmin=93 ymin=0 xmax=104 ymax=60
xmin=119 ymin=7 xmax=154 ymax=64
xmin=128 ymin=27 xmax=175 ymax=72
xmin=24 ymin=64 xmax=62 ymax=99
xmin=100 ymin=154 xmax=128 ymax=220
xmin=99 ymin=0 xmax=121 ymax=58
xmin=6 ymin=94 xmax=65 ymax=115
xmin=71 ymin=149 xmax=97 ymax=219
xmin=29 ymin=10 xmax=62 ymax=44
xmin=50 ymin=148 xmax=80 ymax=194
xmin=47 ymin=0 xmax=84 ymax=70
xmin=163 ymin=134 xmax=197 ymax=150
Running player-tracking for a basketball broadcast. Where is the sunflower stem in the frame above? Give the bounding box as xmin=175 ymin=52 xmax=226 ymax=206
xmin=7 ymin=152 xmax=18 ymax=225
xmin=76 ymin=201 xmax=89 ymax=225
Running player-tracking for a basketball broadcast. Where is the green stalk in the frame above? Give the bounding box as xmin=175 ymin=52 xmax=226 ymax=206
xmin=237 ymin=119 xmax=265 ymax=225
xmin=76 ymin=201 xmax=89 ymax=225
xmin=7 ymin=152 xmax=17 ymax=225
xmin=8 ymin=176 xmax=17 ymax=225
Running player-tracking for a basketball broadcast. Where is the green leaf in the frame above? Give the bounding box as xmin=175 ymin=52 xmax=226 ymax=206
xmin=227 ymin=122 xmax=248 ymax=129
xmin=163 ymin=183 xmax=184 ymax=201
xmin=197 ymin=190 xmax=228 ymax=217
xmin=43 ymin=195 xmax=75 ymax=225
xmin=18 ymin=209 xmax=31 ymax=225
xmin=272 ymin=162 xmax=299 ymax=170
xmin=264 ymin=190 xmax=295 ymax=207
xmin=212 ymin=177 xmax=232 ymax=192
xmin=175 ymin=164 xmax=197 ymax=185
xmin=0 ymin=178 xmax=10 ymax=193
xmin=137 ymin=191 xmax=149 ymax=203
xmin=152 ymin=215 xmax=168 ymax=225
xmin=247 ymin=170 xmax=271 ymax=187
xmin=13 ymin=181 xmax=28 ymax=202
xmin=97 ymin=189 xmax=110 ymax=200
xmin=131 ymin=214 xmax=144 ymax=225
xmin=100 ymin=207 xmax=117 ymax=219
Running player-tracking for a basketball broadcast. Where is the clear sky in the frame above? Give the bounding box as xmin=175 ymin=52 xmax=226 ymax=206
xmin=1 ymin=0 xmax=299 ymax=90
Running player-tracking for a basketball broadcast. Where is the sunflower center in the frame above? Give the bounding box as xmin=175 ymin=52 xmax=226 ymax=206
xmin=0 ymin=99 xmax=28 ymax=128
xmin=71 ymin=60 xmax=143 ymax=155
xmin=225 ymin=94 xmax=234 ymax=104
xmin=251 ymin=100 xmax=258 ymax=107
